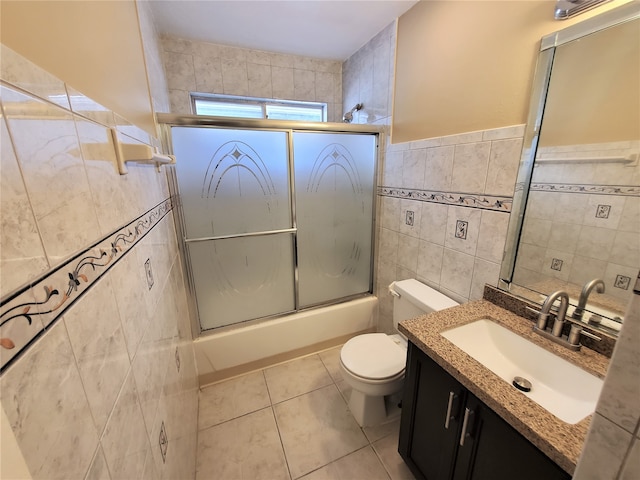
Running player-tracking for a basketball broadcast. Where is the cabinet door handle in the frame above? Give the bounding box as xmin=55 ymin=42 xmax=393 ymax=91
xmin=459 ymin=407 xmax=474 ymax=446
xmin=444 ymin=391 xmax=456 ymax=429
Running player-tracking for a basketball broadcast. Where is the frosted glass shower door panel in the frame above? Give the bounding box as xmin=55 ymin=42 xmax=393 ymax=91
xmin=187 ymin=234 xmax=295 ymax=330
xmin=293 ymin=132 xmax=376 ymax=307
xmin=172 ymin=127 xmax=291 ymax=239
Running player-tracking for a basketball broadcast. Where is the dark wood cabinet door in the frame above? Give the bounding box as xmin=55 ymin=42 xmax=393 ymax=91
xmin=399 ymin=343 xmax=467 ymax=480
xmin=399 ymin=344 xmax=571 ymax=480
xmin=452 ymin=393 xmax=571 ymax=480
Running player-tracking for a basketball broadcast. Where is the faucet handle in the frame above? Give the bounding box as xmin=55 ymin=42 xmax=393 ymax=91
xmin=580 ymin=329 xmax=601 ymax=341
xmin=568 ymin=324 xmax=602 ymax=346
xmin=526 ymin=306 xmax=550 ymax=330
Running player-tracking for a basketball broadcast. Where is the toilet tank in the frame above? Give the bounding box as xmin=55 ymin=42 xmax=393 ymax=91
xmin=390 ymin=279 xmax=459 ymax=328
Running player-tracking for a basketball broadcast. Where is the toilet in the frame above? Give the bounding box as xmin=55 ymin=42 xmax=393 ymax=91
xmin=339 ymin=279 xmax=459 ymax=427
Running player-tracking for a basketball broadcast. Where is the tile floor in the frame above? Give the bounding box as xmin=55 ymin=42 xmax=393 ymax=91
xmin=195 ymin=346 xmax=416 ymax=480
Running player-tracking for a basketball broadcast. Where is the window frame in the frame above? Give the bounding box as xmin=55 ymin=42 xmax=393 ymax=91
xmin=191 ymin=93 xmax=327 ymax=122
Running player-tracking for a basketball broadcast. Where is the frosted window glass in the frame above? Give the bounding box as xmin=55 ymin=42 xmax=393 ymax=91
xmin=293 ymin=132 xmax=376 ymax=307
xmin=172 ymin=126 xmax=291 ymax=239
xmin=188 ymin=234 xmax=295 ymax=330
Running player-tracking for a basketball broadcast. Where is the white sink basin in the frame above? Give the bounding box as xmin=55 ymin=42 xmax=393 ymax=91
xmin=441 ymin=319 xmax=603 ymax=424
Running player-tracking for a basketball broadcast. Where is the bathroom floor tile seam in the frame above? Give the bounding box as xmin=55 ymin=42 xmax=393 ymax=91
xmin=195 ymin=348 xmax=412 ymax=480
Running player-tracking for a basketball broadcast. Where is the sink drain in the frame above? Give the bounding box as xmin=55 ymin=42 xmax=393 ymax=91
xmin=512 ymin=376 xmax=532 ymax=392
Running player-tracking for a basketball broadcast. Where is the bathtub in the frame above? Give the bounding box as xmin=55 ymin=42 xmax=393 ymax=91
xmin=194 ymin=296 xmax=378 ymax=386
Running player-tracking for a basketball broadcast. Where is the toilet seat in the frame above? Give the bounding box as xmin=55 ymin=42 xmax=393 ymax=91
xmin=340 ymin=333 xmax=406 ymax=380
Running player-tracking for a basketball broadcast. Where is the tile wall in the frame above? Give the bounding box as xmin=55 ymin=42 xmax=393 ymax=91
xmin=343 ymin=20 xmax=640 ymax=480
xmin=342 ymin=21 xmax=396 ymax=127
xmin=516 ymin=140 xmax=640 ymax=304
xmin=137 ymin=0 xmax=171 ymax=116
xmin=375 ymin=127 xmax=525 ymax=332
xmin=573 ymin=277 xmax=640 ymax=480
xmin=159 ymin=35 xmax=343 ymax=122
xmin=340 ymin=21 xmax=524 ymax=333
xmin=0 ymin=45 xmax=198 ymax=480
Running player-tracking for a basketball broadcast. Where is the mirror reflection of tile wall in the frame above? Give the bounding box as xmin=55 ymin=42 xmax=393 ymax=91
xmin=511 ymin=16 xmax=640 ymax=318
xmin=515 ymin=141 xmax=640 ymax=310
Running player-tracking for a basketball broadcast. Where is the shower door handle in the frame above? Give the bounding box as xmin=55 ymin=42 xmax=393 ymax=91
xmin=184 ymin=228 xmax=297 ymax=243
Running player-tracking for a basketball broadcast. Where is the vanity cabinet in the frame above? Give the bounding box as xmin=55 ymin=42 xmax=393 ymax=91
xmin=398 ymin=342 xmax=570 ymax=480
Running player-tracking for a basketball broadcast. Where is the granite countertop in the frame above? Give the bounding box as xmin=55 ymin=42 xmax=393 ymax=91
xmin=398 ymin=299 xmax=610 ymax=476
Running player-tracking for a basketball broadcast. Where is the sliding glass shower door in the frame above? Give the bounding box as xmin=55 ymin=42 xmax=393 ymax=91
xmin=294 ymin=132 xmax=375 ymax=307
xmin=171 ymin=124 xmax=376 ymax=331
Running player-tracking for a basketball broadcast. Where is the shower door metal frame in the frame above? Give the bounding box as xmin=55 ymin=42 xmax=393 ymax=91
xmin=157 ymin=113 xmax=382 ymax=339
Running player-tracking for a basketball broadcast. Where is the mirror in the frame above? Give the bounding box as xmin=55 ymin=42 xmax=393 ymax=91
xmin=501 ymin=3 xmax=640 ymax=337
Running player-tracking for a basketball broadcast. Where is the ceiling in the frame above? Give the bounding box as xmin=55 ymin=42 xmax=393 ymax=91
xmin=148 ymin=0 xmax=419 ymax=60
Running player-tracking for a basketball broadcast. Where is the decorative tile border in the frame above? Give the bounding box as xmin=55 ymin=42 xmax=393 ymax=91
xmin=530 ymin=183 xmax=640 ymax=196
xmin=0 ymin=197 xmax=174 ymax=374
xmin=378 ymin=187 xmax=512 ymax=212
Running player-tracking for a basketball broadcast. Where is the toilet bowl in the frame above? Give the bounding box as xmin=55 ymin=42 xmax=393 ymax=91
xmin=339 ymin=279 xmax=458 ymax=427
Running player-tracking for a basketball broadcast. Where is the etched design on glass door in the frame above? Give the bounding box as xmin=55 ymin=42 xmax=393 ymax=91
xmin=201 ymin=141 xmax=284 ymax=295
xmin=202 ymin=141 xmax=277 ymax=200
xmin=293 ymin=132 xmax=375 ymax=308
xmin=172 ymin=127 xmax=294 ymax=330
xmin=305 ymin=143 xmax=364 ymax=279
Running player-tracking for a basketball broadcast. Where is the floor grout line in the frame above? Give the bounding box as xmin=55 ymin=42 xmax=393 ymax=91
xmin=194 ymin=347 xmax=409 ymax=480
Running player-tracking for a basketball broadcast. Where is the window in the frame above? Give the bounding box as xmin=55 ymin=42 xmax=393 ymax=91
xmin=192 ymin=94 xmax=326 ymax=122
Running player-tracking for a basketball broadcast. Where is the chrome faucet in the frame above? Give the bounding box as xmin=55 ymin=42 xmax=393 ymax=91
xmin=572 ymin=279 xmax=605 ymax=320
xmin=530 ymin=289 xmax=601 ymax=351
xmin=539 ymin=290 xmax=570 ymax=337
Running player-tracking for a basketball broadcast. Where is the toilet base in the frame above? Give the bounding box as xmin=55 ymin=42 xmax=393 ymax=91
xmin=348 ymin=388 xmax=403 ymax=427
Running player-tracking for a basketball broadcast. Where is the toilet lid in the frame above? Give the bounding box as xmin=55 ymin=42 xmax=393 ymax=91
xmin=341 ymin=333 xmax=406 ymax=380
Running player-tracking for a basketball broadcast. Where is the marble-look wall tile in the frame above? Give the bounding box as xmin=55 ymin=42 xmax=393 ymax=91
xmin=573 ymin=413 xmax=633 ymax=480
xmin=380 ymin=149 xmax=403 ymax=186
xmin=399 ymin=199 xmax=422 ymax=238
xmin=521 ymin=217 xmax=552 ymax=248
xmin=248 ymin=63 xmax=273 ymax=99
xmin=63 ymin=276 xmax=130 ymax=433
xmin=161 ymin=35 xmax=341 ymax=120
xmin=424 ymin=146 xmax=454 ymax=191
xmin=485 ymin=138 xmax=523 ymax=196
xmin=109 ymin=252 xmax=152 ymax=360
xmin=420 ymin=202 xmax=448 ymax=246
xmin=342 ymin=21 xmax=395 ymax=126
xmin=2 ymin=85 xmax=101 ymax=266
xmin=370 ymin=125 xmax=523 ymax=318
xmin=0 ymin=114 xmax=49 ymax=295
xmin=85 ymin=446 xmax=112 ymax=480
xmin=482 ymin=124 xmax=526 ymax=141
xmin=271 ymin=66 xmax=295 ymax=100
xmin=73 ymin=116 xmax=131 ymax=236
xmin=168 ymin=89 xmax=192 ymax=114
xmin=450 ymin=141 xmax=491 ymax=194
xmin=294 ymin=69 xmax=315 ymax=101
xmin=163 ymin=51 xmax=196 ymax=92
xmin=417 ymin=241 xmax=444 ymax=286
xmin=440 ymin=248 xmax=475 ymax=299
xmin=620 ymin=435 xmax=640 ymax=480
xmin=0 ymin=43 xmax=197 ymax=480
xmin=194 ymin=55 xmax=224 ymax=92
xmin=595 ymin=292 xmax=640 ymax=433
xmin=402 ymin=149 xmax=426 ymax=189
xmin=66 ymin=86 xmax=116 ymax=127
xmin=0 ymin=322 xmax=99 ymax=479
xmin=136 ymin=0 xmax=171 ymax=115
xmin=470 ymin=257 xmax=501 ymax=301
xmin=397 ymin=234 xmax=419 ymax=273
xmin=444 ymin=206 xmax=481 ymax=256
xmin=0 ymin=45 xmax=70 ymax=110
xmin=101 ymin=371 xmax=150 ymax=480
xmin=476 ymin=210 xmax=510 ymax=264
